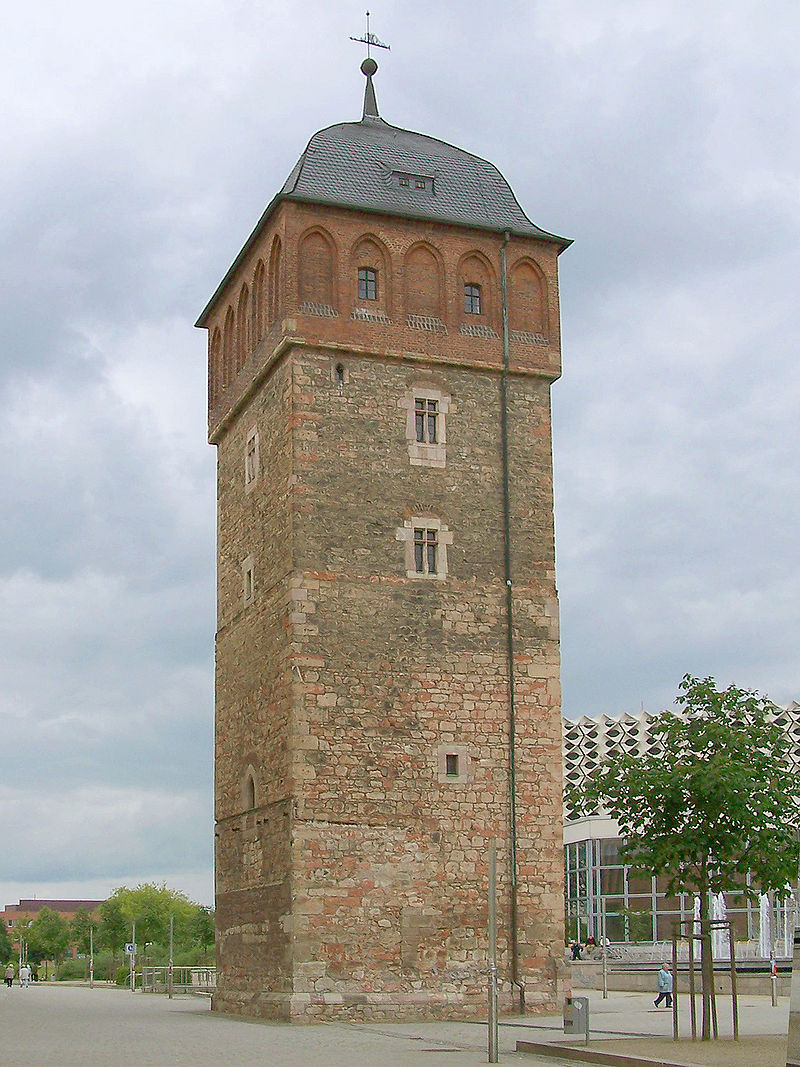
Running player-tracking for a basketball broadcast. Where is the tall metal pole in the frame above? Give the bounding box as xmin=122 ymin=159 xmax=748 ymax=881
xmin=168 ymin=914 xmax=174 ymax=1000
xmin=130 ymin=921 xmax=136 ymax=993
xmin=672 ymin=932 xmax=679 ymax=1041
xmin=488 ymin=840 xmax=499 ymax=1063
xmin=89 ymin=925 xmax=94 ymax=988
xmin=601 ymin=898 xmax=608 ymax=999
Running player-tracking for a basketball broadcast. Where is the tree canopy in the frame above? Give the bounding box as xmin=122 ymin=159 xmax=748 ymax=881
xmin=27 ymin=907 xmax=70 ymax=966
xmin=571 ymin=675 xmax=800 ymax=900
xmin=97 ymin=883 xmax=210 ymax=955
xmin=570 ymin=674 xmax=800 ymax=1039
xmin=0 ymin=920 xmax=11 ymax=962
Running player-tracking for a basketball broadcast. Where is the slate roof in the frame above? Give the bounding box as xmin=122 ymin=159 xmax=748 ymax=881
xmin=197 ymin=69 xmax=569 ymax=326
xmin=279 ymin=115 xmax=566 ymax=244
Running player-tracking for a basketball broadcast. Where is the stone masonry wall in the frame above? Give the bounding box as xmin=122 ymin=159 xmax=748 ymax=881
xmin=284 ymin=347 xmax=564 ymax=1017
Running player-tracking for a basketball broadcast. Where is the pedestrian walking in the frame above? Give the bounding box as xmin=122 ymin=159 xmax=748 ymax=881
xmin=4 ymin=963 xmax=13 ymax=987
xmin=654 ymin=962 xmax=673 ymax=1007
xmin=19 ymin=963 xmax=30 ymax=988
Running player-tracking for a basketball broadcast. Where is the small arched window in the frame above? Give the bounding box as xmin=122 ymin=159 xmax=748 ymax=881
xmin=244 ymin=772 xmax=255 ymax=810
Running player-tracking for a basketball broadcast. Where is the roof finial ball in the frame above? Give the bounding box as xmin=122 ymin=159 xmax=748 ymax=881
xmin=361 ymin=57 xmax=378 ymax=78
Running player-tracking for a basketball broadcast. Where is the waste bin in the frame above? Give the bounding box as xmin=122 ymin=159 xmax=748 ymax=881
xmin=564 ymin=996 xmax=589 ymax=1042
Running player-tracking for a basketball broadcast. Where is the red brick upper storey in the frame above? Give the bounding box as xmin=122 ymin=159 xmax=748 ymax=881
xmin=198 ymin=199 xmax=565 ymax=443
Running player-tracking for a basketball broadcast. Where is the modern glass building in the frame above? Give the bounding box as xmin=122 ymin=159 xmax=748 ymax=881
xmin=563 ymin=703 xmax=800 ymax=955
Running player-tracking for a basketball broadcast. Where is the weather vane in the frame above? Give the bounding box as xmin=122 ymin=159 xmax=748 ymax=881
xmin=349 ymin=11 xmax=390 ymax=58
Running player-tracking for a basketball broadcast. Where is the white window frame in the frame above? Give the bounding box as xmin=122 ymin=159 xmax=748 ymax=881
xmin=399 ymin=385 xmax=450 ymax=468
xmin=395 ymin=517 xmax=453 ymax=580
xmin=437 ymin=744 xmax=471 ymax=784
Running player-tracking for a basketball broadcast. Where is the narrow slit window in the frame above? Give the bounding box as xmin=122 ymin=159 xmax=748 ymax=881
xmin=245 ymin=430 xmax=259 ymax=486
xmin=243 ymin=559 xmax=255 ymax=605
xmin=414 ymin=398 xmax=438 ymax=444
xmin=445 ymin=753 xmax=459 ymax=777
xmin=464 ymin=283 xmax=482 ymax=315
xmin=414 ymin=527 xmax=438 ymax=575
xmin=358 ymin=267 xmax=378 ymax=301
xmin=335 ymin=363 xmax=345 ymax=389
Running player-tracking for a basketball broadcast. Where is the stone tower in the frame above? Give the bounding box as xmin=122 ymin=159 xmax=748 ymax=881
xmin=196 ymin=59 xmax=570 ymax=1021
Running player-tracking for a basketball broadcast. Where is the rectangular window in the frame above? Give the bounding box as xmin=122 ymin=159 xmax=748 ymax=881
xmin=399 ymin=175 xmax=410 ymax=187
xmin=445 ymin=753 xmax=459 ymax=776
xmin=414 ymin=398 xmax=438 ymax=444
xmin=414 ymin=527 xmax=438 ymax=575
xmin=358 ymin=267 xmax=378 ymax=301
xmin=464 ymin=283 xmax=482 ymax=315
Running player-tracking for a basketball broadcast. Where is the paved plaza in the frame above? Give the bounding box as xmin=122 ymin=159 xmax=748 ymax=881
xmin=0 ymin=982 xmax=791 ymax=1066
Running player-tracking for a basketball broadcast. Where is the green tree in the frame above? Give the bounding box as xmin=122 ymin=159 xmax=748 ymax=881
xmin=0 ymin=920 xmax=11 ymax=963
xmin=28 ymin=908 xmax=70 ymax=977
xmin=70 ymin=907 xmax=94 ymax=955
xmin=187 ymin=905 xmax=215 ymax=962
xmin=100 ymin=883 xmax=196 ymax=951
xmin=97 ymin=894 xmax=126 ymax=953
xmin=570 ymin=675 xmax=800 ymax=1040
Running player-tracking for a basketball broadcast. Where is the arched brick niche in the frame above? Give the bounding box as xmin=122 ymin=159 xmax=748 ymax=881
xmin=404 ymin=242 xmax=445 ymax=326
xmin=237 ymin=284 xmax=250 ymax=370
xmin=458 ymin=251 xmax=497 ymax=334
xmin=298 ymin=227 xmax=337 ymax=313
xmin=350 ymin=234 xmax=392 ymax=320
xmin=222 ymin=305 xmax=236 ymax=386
xmin=209 ymin=327 xmax=221 ymax=408
xmin=509 ymin=258 xmax=548 ymax=337
xmin=251 ymin=259 xmax=266 ymax=346
xmin=268 ymin=237 xmax=282 ymax=327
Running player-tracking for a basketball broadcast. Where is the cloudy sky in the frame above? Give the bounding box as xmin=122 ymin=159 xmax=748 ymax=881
xmin=1 ymin=1 xmax=797 ymax=907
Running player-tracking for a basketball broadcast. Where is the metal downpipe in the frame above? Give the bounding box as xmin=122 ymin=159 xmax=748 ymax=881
xmin=500 ymin=230 xmax=524 ymax=1013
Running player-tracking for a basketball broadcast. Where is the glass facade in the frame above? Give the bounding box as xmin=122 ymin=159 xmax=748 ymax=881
xmin=565 ymin=837 xmax=796 ymax=953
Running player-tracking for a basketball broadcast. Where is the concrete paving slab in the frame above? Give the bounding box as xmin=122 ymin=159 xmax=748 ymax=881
xmin=0 ymin=983 xmax=570 ymax=1066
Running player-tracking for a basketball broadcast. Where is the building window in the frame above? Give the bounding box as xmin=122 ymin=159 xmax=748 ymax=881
xmin=245 ymin=428 xmax=260 ymax=489
xmin=393 ymin=171 xmax=434 ymax=194
xmin=400 ymin=385 xmax=450 ymax=468
xmin=437 ymin=744 xmax=470 ymax=783
xmin=415 ymin=398 xmax=438 ymax=444
xmin=414 ymin=527 xmax=439 ymax=575
xmin=396 ymin=517 xmax=453 ymax=579
xmin=242 ymin=556 xmax=255 ymax=606
xmin=464 ymin=283 xmax=482 ymax=315
xmin=358 ymin=267 xmax=378 ymax=301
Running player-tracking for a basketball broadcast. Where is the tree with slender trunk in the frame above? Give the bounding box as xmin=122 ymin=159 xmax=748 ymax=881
xmin=569 ymin=675 xmax=800 ymax=1040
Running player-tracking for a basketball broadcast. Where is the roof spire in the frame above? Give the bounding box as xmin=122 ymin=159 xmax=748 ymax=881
xmin=349 ymin=11 xmax=390 ymax=122
xmin=361 ymin=57 xmax=380 ymax=120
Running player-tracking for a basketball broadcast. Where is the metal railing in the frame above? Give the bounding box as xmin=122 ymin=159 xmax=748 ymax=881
xmin=140 ymin=966 xmax=216 ymax=993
